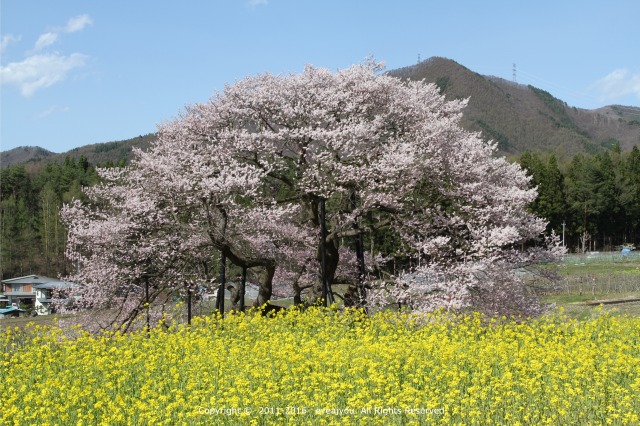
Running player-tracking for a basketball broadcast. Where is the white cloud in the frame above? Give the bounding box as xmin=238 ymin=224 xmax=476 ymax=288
xmin=1 ymin=15 xmax=93 ymax=96
xmin=37 ymin=105 xmax=70 ymax=119
xmin=31 ymin=14 xmax=92 ymax=52
xmin=34 ymin=32 xmax=59 ymax=51
xmin=247 ymin=0 xmax=268 ymax=8
xmin=1 ymin=34 xmax=21 ymax=52
xmin=591 ymin=69 xmax=640 ymax=102
xmin=0 ymin=53 xmax=88 ymax=97
xmin=64 ymin=14 xmax=93 ymax=33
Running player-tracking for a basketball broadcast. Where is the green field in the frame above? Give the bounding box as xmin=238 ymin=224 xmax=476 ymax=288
xmin=540 ymin=252 xmax=640 ymax=319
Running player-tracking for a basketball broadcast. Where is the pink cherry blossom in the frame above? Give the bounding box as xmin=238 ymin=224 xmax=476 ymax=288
xmin=61 ymin=60 xmax=563 ymax=330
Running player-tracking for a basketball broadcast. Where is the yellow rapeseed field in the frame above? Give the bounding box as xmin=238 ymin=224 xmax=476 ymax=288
xmin=1 ymin=307 xmax=639 ymax=425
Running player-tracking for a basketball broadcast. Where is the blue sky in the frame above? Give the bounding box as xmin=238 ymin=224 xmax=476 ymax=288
xmin=2 ymin=0 xmax=639 ymax=153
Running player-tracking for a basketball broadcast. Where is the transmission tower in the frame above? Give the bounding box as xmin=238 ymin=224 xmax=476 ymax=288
xmin=512 ymin=63 xmax=517 ymax=83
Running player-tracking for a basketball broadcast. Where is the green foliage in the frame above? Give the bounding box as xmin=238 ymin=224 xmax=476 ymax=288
xmin=620 ymin=146 xmax=640 ymax=232
xmin=434 ymin=76 xmax=450 ymax=94
xmin=529 ymin=86 xmax=566 ymax=116
xmin=0 ymin=159 xmax=99 ymax=279
xmin=519 ymin=152 xmax=567 ymax=235
xmin=93 ymin=141 xmax=120 ymax=153
xmin=518 ymin=149 xmax=640 ymax=252
xmin=475 ymin=119 xmax=511 ymax=151
xmin=600 ymin=138 xmax=620 ymax=151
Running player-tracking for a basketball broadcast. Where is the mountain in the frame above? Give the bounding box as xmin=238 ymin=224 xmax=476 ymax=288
xmin=0 ymin=134 xmax=156 ymax=170
xmin=62 ymin=133 xmax=156 ymax=166
xmin=389 ymin=57 xmax=640 ymax=158
xmin=0 ymin=146 xmax=55 ymax=167
xmin=2 ymin=57 xmax=640 ymax=168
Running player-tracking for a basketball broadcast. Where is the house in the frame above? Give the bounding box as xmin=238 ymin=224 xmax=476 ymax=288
xmin=0 ymin=306 xmax=28 ymax=319
xmin=0 ymin=293 xmax=8 ymax=309
xmin=1 ymin=275 xmax=79 ymax=315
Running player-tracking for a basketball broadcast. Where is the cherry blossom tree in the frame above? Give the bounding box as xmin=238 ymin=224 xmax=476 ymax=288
xmin=60 ymin=166 xmax=212 ymax=332
xmin=62 ymin=60 xmax=563 ymax=327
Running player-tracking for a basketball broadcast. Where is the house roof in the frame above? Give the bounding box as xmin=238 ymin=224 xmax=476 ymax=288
xmin=0 ymin=306 xmax=26 ymax=314
xmin=34 ymin=282 xmax=78 ymax=289
xmin=2 ymin=275 xmax=78 ymax=288
xmin=2 ymin=275 xmax=63 ymax=285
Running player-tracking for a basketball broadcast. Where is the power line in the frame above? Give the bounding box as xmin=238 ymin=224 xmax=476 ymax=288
xmin=445 ymin=64 xmax=640 ymax=116
xmin=517 ymin=69 xmax=601 ymax=107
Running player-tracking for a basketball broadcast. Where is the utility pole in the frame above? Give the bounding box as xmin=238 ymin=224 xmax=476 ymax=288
xmin=319 ymin=197 xmax=334 ymax=306
xmin=216 ymin=252 xmax=226 ymax=317
xmin=239 ymin=266 xmax=247 ymax=312
xmin=562 ymin=221 xmax=566 ymax=248
xmin=350 ymin=191 xmax=367 ymax=309
xmin=187 ymin=284 xmax=192 ymax=325
xmin=143 ymin=272 xmax=150 ymax=335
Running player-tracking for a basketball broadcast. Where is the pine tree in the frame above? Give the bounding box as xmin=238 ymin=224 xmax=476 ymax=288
xmin=566 ymin=154 xmax=602 ymax=252
xmin=620 ymin=146 xmax=640 ymax=245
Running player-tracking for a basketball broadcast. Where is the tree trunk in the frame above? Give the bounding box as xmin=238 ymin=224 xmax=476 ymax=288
xmin=254 ymin=264 xmax=275 ymax=306
xmin=206 ymin=204 xmax=277 ymax=309
xmin=228 ymin=283 xmax=241 ymax=312
xmin=310 ymin=237 xmax=339 ymax=304
xmin=344 ymin=231 xmax=368 ymax=309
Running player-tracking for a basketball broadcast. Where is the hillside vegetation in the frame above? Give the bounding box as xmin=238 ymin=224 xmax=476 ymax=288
xmin=2 ymin=58 xmax=640 ymax=281
xmin=390 ymin=57 xmax=640 ymax=158
xmin=1 ymin=134 xmax=155 ymax=170
xmin=3 ymin=58 xmax=639 ymax=171
xmin=518 ymin=148 xmax=640 ymax=251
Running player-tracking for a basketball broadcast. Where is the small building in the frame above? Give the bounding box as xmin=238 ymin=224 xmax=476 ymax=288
xmin=34 ymin=282 xmax=78 ymax=315
xmin=1 ymin=275 xmax=79 ymax=315
xmin=0 ymin=306 xmax=27 ymax=319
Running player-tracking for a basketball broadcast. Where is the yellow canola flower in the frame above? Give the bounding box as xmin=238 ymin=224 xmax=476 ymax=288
xmin=0 ymin=308 xmax=639 ymax=425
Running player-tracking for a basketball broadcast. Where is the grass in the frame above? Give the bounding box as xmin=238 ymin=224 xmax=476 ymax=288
xmin=544 ymin=293 xmax=640 ymax=321
xmin=0 ymin=313 xmax=73 ymax=329
xmin=540 ymin=252 xmax=640 ymax=320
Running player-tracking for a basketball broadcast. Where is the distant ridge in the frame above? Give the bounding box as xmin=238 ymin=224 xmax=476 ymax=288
xmin=2 ymin=57 xmax=640 ymax=169
xmin=0 ymin=146 xmax=55 ymax=168
xmin=0 ymin=134 xmax=156 ymax=169
xmin=389 ymin=57 xmax=640 ymax=158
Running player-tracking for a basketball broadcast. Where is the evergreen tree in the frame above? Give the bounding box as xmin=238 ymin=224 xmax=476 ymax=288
xmin=566 ymin=154 xmax=602 ymax=252
xmin=620 ymin=146 xmax=640 ymax=245
xmin=595 ymin=152 xmax=622 ymax=249
xmin=518 ymin=153 xmax=567 ymax=236
xmin=0 ymin=159 xmax=99 ymax=279
xmin=538 ymin=155 xmax=567 ymax=235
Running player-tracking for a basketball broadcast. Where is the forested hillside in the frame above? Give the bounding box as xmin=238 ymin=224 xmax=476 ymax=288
xmin=0 ymin=157 xmax=101 ymax=279
xmin=519 ymin=146 xmax=640 ymax=251
xmin=2 ymin=146 xmax=639 ymax=281
xmin=0 ymin=146 xmax=55 ymax=166
xmin=2 ymin=58 xmax=640 ymax=281
xmin=391 ymin=57 xmax=640 ymax=158
xmin=0 ymin=134 xmax=155 ymax=170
